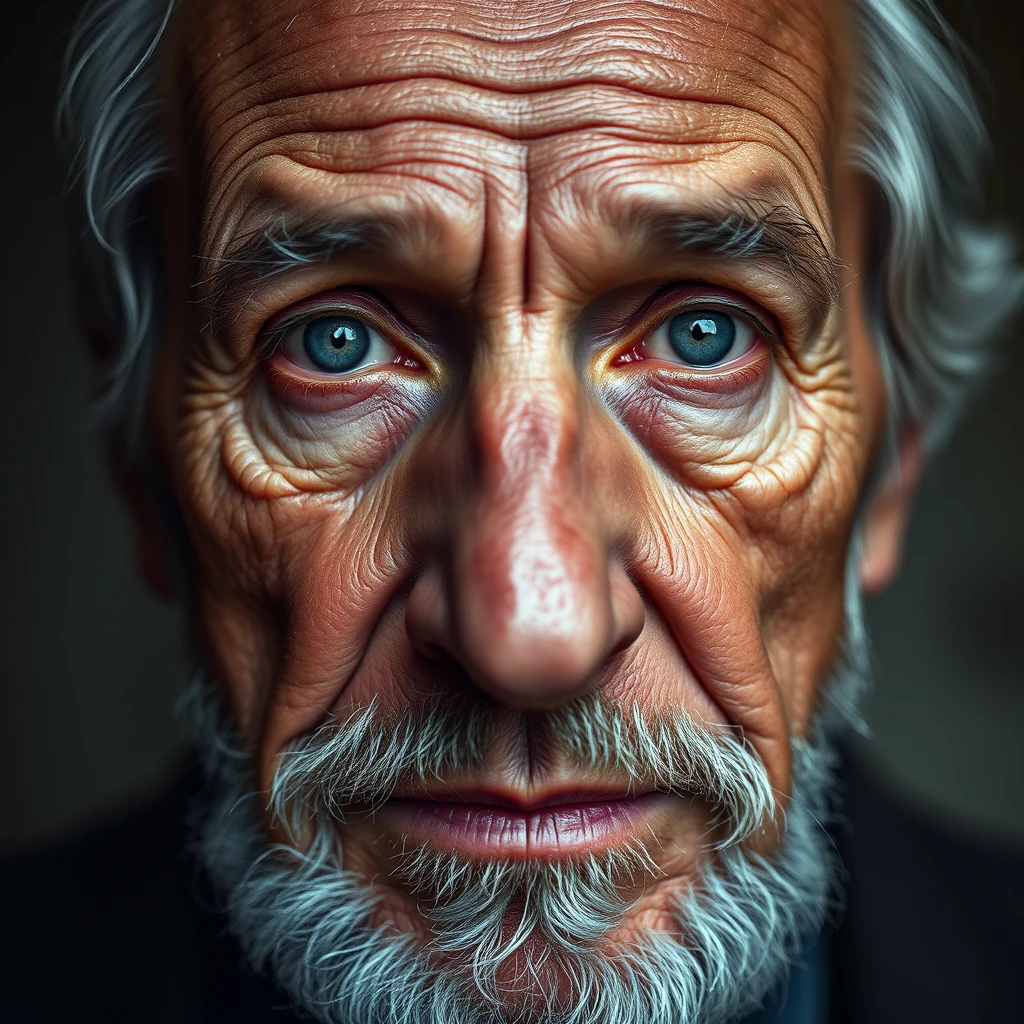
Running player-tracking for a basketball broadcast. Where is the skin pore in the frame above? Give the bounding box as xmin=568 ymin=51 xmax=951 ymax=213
xmin=140 ymin=0 xmax=895 ymax=981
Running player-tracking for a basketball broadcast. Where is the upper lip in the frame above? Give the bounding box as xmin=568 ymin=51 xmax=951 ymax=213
xmin=387 ymin=785 xmax=655 ymax=811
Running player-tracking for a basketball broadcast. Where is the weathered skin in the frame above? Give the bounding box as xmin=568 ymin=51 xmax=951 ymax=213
xmin=141 ymin=0 xmax=894 ymax=957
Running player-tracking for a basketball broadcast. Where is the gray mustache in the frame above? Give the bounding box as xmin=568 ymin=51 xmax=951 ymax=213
xmin=267 ymin=692 xmax=775 ymax=849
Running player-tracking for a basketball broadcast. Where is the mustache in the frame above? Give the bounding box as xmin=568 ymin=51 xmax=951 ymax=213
xmin=267 ymin=692 xmax=775 ymax=849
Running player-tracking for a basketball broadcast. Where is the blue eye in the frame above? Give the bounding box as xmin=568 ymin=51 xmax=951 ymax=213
xmin=636 ymin=306 xmax=756 ymax=369
xmin=274 ymin=310 xmax=402 ymax=375
xmin=668 ymin=311 xmax=735 ymax=366
xmin=303 ymin=316 xmax=371 ymax=372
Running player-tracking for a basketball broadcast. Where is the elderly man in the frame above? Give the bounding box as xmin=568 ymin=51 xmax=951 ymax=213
xmin=3 ymin=0 xmax=1021 ymax=1021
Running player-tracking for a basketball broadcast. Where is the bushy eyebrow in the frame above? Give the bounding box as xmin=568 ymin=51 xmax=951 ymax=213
xmin=196 ymin=200 xmax=840 ymax=335
xmin=629 ymin=199 xmax=841 ymax=335
xmin=195 ymin=216 xmax=405 ymax=330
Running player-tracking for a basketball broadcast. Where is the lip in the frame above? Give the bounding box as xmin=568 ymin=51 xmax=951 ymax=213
xmin=377 ymin=792 xmax=675 ymax=860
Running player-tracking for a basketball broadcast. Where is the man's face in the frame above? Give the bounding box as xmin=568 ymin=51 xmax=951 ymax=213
xmin=151 ymin=0 xmax=885 ymax=1013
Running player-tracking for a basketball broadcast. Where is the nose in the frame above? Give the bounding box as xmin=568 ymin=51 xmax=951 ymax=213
xmin=406 ymin=363 xmax=644 ymax=708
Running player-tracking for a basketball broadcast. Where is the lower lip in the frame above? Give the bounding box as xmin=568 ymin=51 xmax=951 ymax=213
xmin=378 ymin=793 xmax=672 ymax=859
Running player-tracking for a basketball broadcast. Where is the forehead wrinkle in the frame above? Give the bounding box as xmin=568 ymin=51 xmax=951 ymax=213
xmin=183 ymin=0 xmax=832 ymax=90
xmin=190 ymin=63 xmax=828 ymax=142
xmin=262 ymin=79 xmax=820 ymax=153
xmin=192 ymin=74 xmax=827 ymax=180
xmin=281 ymin=118 xmax=797 ymax=174
xmin=178 ymin=0 xmax=836 ymax=178
xmin=193 ymin=84 xmax=832 ymax=247
xmin=221 ymin=122 xmax=830 ymax=260
xmin=276 ymin=136 xmax=524 ymax=217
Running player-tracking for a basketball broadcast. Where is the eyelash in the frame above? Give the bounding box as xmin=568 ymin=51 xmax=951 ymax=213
xmin=258 ymin=287 xmax=778 ymax=377
xmin=610 ymin=291 xmax=777 ymax=368
xmin=258 ymin=295 xmax=426 ymax=371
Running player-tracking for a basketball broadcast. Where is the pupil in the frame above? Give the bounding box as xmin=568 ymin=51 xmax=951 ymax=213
xmin=690 ymin=319 xmax=716 ymax=342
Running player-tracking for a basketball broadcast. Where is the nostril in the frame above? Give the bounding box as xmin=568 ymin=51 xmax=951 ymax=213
xmin=415 ymin=640 xmax=459 ymax=668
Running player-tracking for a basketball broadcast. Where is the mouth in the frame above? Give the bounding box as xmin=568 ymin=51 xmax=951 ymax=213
xmin=376 ymin=788 xmax=678 ymax=860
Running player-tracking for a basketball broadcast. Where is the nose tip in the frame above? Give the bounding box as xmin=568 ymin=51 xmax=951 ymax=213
xmin=456 ymin=515 xmax=612 ymax=706
xmin=406 ymin=512 xmax=644 ymax=709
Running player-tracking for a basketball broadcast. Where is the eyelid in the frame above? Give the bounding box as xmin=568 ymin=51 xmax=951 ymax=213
xmin=618 ymin=285 xmax=781 ymax=355
xmin=257 ymin=290 xmax=421 ymax=360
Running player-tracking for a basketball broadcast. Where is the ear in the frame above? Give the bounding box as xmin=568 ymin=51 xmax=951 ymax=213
xmin=85 ymin=319 xmax=178 ymax=602
xmin=107 ymin=447 xmax=178 ymax=601
xmin=858 ymin=430 xmax=925 ymax=594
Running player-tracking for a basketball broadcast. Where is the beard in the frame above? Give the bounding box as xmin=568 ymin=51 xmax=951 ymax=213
xmin=188 ymin=578 xmax=868 ymax=1024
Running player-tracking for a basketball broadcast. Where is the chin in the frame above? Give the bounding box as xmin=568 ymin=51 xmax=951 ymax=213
xmin=187 ymin=675 xmax=843 ymax=1024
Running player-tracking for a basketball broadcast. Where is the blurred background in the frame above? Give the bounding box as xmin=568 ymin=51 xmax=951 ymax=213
xmin=1 ymin=0 xmax=1021 ymax=855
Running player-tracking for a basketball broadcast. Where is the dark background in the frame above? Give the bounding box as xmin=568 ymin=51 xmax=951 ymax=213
xmin=1 ymin=0 xmax=1022 ymax=854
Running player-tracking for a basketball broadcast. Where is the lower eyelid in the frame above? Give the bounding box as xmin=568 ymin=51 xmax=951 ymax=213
xmin=613 ymin=335 xmax=769 ymax=380
xmin=264 ymin=357 xmax=400 ymax=414
xmin=644 ymin=345 xmax=773 ymax=397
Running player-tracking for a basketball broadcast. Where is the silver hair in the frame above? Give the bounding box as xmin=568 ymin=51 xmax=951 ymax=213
xmin=849 ymin=0 xmax=1022 ymax=455
xmin=267 ymin=691 xmax=775 ymax=851
xmin=187 ymin=682 xmax=839 ymax=1024
xmin=58 ymin=0 xmax=1021 ymax=462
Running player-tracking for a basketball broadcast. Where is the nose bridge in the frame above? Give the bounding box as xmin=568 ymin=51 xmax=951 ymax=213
xmin=405 ymin=310 xmax=643 ymax=709
xmin=475 ymin=342 xmax=580 ymax=524
xmin=468 ymin=352 xmax=591 ymax=630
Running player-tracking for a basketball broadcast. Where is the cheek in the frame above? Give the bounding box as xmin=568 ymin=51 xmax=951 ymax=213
xmin=223 ymin=372 xmax=433 ymax=498
xmin=186 ymin=485 xmax=417 ymax=743
xmin=173 ymin=356 xmax=434 ymax=732
xmin=609 ymin=339 xmax=867 ymax=734
xmin=760 ymin=553 xmax=850 ymax=735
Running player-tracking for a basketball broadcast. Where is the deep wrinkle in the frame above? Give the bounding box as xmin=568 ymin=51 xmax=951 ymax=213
xmin=55 ymin=0 xmax=1021 ymax=1015
xmin=154 ymin=0 xmax=865 ymax=1013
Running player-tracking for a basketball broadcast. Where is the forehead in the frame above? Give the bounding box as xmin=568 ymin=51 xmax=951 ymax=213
xmin=175 ymin=0 xmax=840 ymax=275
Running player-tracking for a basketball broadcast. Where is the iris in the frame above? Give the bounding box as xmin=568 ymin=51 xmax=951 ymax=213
xmin=303 ymin=316 xmax=371 ymax=372
xmin=668 ymin=311 xmax=735 ymax=366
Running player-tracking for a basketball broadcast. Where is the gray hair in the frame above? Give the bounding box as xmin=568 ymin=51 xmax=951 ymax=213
xmin=59 ymin=0 xmax=1021 ymax=462
xmin=187 ymin=676 xmax=840 ymax=1024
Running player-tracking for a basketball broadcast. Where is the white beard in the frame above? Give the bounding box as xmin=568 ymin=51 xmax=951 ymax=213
xmin=190 ymin=715 xmax=849 ymax=1023
xmin=188 ymin=570 xmax=868 ymax=1024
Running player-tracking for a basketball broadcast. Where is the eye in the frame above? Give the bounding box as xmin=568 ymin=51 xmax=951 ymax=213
xmin=640 ymin=308 xmax=757 ymax=369
xmin=277 ymin=313 xmax=401 ymax=375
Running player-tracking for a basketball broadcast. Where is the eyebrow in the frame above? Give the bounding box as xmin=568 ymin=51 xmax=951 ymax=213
xmin=197 ymin=200 xmax=840 ymax=335
xmin=195 ymin=216 xmax=405 ymax=330
xmin=628 ymin=198 xmax=841 ymax=335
